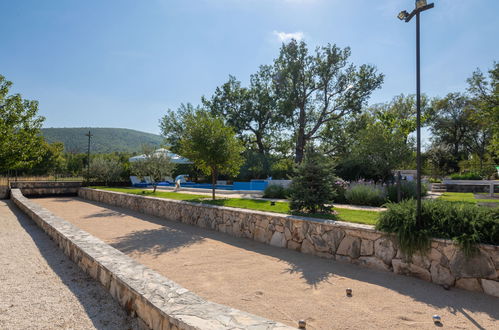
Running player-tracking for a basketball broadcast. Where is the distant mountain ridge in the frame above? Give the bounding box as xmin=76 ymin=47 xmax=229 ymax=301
xmin=41 ymin=127 xmax=164 ymax=153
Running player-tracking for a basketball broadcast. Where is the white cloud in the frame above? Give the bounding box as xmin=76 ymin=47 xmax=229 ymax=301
xmin=273 ymin=30 xmax=304 ymax=42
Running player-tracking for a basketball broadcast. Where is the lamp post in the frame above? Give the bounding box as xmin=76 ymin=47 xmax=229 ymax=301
xmin=397 ymin=0 xmax=434 ymax=227
xmin=85 ymin=130 xmax=93 ymax=181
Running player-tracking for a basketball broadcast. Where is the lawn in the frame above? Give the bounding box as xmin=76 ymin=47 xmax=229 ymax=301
xmin=92 ymin=187 xmax=379 ymax=225
xmin=438 ymin=192 xmax=499 ymax=205
xmin=90 ymin=186 xmax=208 ymax=200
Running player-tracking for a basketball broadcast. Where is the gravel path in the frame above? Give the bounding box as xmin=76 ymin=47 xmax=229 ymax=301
xmin=35 ymin=196 xmax=499 ymax=330
xmin=0 ymin=200 xmax=138 ymax=330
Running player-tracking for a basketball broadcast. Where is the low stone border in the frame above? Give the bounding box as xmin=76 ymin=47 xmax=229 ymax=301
xmin=79 ymin=188 xmax=499 ymax=297
xmin=10 ymin=181 xmax=82 ymax=196
xmin=10 ymin=189 xmax=292 ymax=330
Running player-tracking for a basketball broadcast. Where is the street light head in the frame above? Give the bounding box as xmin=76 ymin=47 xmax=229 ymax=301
xmin=397 ymin=10 xmax=409 ymax=20
xmin=416 ymin=0 xmax=427 ymax=9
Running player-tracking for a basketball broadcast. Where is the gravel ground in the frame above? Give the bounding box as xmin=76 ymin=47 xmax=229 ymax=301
xmin=0 ymin=200 xmax=138 ymax=330
xmin=35 ymin=196 xmax=499 ymax=330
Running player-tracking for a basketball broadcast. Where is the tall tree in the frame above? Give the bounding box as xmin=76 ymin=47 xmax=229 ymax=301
xmin=180 ymin=111 xmax=245 ymax=199
xmin=464 ymin=106 xmax=493 ymax=174
xmin=273 ymin=40 xmax=384 ymax=163
xmin=371 ymin=94 xmax=432 ymax=142
xmin=159 ymin=103 xmax=200 ymax=153
xmin=429 ymin=93 xmax=473 ymax=173
xmin=29 ymin=141 xmax=65 ymax=175
xmin=0 ymin=75 xmax=45 ymax=172
xmin=466 ymin=62 xmax=499 ymax=157
xmin=203 ymin=65 xmax=284 ymax=155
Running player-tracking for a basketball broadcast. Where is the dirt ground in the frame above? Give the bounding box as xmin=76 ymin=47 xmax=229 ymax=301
xmin=0 ymin=200 xmax=138 ymax=330
xmin=34 ymin=196 xmax=499 ymax=330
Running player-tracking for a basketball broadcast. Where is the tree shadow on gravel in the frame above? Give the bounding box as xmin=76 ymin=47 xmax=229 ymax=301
xmin=110 ymin=225 xmax=205 ymax=257
xmin=6 ymin=201 xmax=138 ymax=330
xmin=84 ymin=210 xmax=128 ymax=218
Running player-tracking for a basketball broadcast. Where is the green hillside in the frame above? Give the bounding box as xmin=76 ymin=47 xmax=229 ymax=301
xmin=41 ymin=127 xmax=164 ymax=153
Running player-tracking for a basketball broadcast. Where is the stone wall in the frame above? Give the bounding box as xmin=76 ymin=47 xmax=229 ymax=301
xmin=80 ymin=188 xmax=499 ymax=297
xmin=0 ymin=187 xmax=9 ymax=199
xmin=11 ymin=189 xmax=292 ymax=330
xmin=10 ymin=181 xmax=82 ymax=196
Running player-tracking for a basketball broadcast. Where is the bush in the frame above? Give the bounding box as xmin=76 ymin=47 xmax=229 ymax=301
xmin=89 ymin=157 xmax=123 ymax=185
xmin=263 ymin=185 xmax=290 ymax=199
xmin=386 ymin=181 xmax=428 ymax=202
xmin=449 ymin=172 xmax=483 ymax=180
xmin=344 ymin=184 xmax=386 ymax=207
xmin=332 ymin=178 xmax=349 ymax=204
xmin=377 ymin=200 xmax=499 ymax=256
xmin=289 ymin=152 xmax=337 ymax=215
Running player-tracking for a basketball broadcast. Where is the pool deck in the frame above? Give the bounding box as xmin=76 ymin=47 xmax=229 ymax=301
xmin=154 ymin=185 xmax=265 ymax=198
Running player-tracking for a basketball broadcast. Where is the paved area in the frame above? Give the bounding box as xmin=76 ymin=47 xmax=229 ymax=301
xmin=154 ymin=186 xmax=264 ymax=199
xmin=0 ymin=200 xmax=138 ymax=330
xmin=35 ymin=197 xmax=499 ymax=330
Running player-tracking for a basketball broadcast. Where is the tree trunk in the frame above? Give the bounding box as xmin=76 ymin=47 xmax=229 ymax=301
xmin=255 ymin=132 xmax=266 ymax=155
xmin=295 ymin=130 xmax=306 ymax=163
xmin=294 ymin=106 xmax=307 ymax=163
xmin=211 ymin=168 xmax=217 ymax=200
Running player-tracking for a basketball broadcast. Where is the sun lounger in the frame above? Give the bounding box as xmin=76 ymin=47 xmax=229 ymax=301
xmin=130 ymin=176 xmax=148 ymax=187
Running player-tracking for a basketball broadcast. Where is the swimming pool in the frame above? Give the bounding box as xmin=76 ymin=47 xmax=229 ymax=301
xmin=155 ymin=180 xmax=268 ymax=191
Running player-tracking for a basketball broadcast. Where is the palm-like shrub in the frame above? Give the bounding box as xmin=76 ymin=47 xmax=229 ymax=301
xmin=377 ymin=200 xmax=499 ymax=256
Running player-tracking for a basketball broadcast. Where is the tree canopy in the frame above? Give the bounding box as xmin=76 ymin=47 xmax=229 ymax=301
xmin=0 ymin=75 xmax=45 ymax=172
xmin=274 ymin=40 xmax=384 ymax=163
xmin=180 ymin=111 xmax=245 ymax=199
xmin=130 ymin=145 xmax=175 ymax=193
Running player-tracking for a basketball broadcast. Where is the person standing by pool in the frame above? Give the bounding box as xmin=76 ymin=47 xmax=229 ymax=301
xmin=174 ymin=174 xmax=189 ymax=191
xmin=174 ymin=178 xmax=181 ymax=191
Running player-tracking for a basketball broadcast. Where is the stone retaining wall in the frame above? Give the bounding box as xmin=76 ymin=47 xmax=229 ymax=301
xmin=79 ymin=188 xmax=499 ymax=297
xmin=0 ymin=186 xmax=8 ymax=199
xmin=10 ymin=181 xmax=82 ymax=196
xmin=11 ymin=189 xmax=292 ymax=330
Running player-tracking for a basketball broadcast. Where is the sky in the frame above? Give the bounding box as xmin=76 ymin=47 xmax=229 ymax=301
xmin=1 ymin=0 xmax=498 ymax=136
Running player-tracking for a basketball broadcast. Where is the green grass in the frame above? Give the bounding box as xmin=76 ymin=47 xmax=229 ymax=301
xmin=90 ymin=186 xmax=208 ymax=201
xmin=333 ymin=208 xmax=380 ymax=225
xmin=438 ymin=192 xmax=499 ymax=205
xmin=438 ymin=192 xmax=477 ymax=203
xmin=92 ymin=186 xmax=379 ymax=225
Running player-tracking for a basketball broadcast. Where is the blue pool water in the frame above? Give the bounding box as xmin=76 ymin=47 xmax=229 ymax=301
xmin=153 ymin=180 xmax=268 ymax=191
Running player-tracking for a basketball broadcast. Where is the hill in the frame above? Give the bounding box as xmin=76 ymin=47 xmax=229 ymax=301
xmin=41 ymin=127 xmax=164 ymax=154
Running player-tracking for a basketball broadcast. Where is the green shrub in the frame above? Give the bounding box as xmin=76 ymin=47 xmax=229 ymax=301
xmin=263 ymin=185 xmax=290 ymax=199
xmin=377 ymin=200 xmax=499 ymax=256
xmin=449 ymin=172 xmax=483 ymax=180
xmin=332 ymin=178 xmax=348 ymax=204
xmin=386 ymin=181 xmax=428 ymax=202
xmin=344 ymin=184 xmax=386 ymax=207
xmin=289 ymin=152 xmax=337 ymax=215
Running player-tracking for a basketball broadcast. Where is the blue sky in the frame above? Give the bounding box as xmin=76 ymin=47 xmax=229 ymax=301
xmin=1 ymin=0 xmax=498 ymax=136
